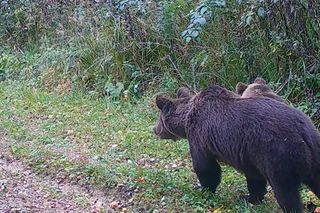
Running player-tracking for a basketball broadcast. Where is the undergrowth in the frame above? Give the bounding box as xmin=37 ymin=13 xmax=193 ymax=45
xmin=0 ymin=1 xmax=319 ymax=110
xmin=1 ymin=81 xmax=319 ymax=212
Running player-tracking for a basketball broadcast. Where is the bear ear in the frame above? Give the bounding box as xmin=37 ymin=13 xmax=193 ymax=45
xmin=177 ymin=87 xmax=191 ymax=98
xmin=236 ymin=82 xmax=248 ymax=95
xmin=156 ymin=95 xmax=173 ymax=112
xmin=254 ymin=77 xmax=266 ymax=84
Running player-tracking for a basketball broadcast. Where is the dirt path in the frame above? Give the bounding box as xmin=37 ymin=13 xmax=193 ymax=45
xmin=0 ymin=132 xmax=111 ymax=213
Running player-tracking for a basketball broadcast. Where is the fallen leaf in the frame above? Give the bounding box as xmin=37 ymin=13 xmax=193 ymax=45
xmin=171 ymin=163 xmax=178 ymax=169
xmin=137 ymin=177 xmax=145 ymax=183
xmin=109 ymin=201 xmax=119 ymax=209
xmin=210 ymin=206 xmax=223 ymax=213
xmin=137 ymin=158 xmax=145 ymax=165
xmin=91 ymin=200 xmax=103 ymax=212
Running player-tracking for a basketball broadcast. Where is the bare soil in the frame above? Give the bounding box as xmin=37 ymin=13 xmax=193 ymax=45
xmin=0 ymin=132 xmax=111 ymax=213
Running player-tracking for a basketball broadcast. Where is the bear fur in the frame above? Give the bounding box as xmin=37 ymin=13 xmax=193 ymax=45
xmin=236 ymin=77 xmax=286 ymax=103
xmin=154 ymin=85 xmax=320 ymax=213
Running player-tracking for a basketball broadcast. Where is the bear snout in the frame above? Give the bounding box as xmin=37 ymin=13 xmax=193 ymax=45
xmin=153 ymin=125 xmax=177 ymax=140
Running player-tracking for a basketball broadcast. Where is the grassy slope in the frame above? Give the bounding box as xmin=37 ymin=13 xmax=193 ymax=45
xmin=0 ymin=81 xmax=317 ymax=213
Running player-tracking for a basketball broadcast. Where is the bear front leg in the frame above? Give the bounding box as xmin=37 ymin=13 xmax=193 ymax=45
xmin=273 ymin=185 xmax=302 ymax=213
xmin=244 ymin=175 xmax=267 ymax=204
xmin=190 ymin=148 xmax=221 ymax=193
xmin=270 ymin=180 xmax=302 ymax=213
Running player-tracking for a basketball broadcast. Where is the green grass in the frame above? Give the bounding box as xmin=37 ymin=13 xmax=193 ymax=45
xmin=0 ymin=81 xmax=317 ymax=212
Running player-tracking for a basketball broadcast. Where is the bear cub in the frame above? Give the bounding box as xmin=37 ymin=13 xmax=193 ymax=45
xmin=236 ymin=77 xmax=286 ymax=103
xmin=154 ymin=85 xmax=320 ymax=213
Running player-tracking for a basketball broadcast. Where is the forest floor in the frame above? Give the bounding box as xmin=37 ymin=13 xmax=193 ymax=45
xmin=0 ymin=81 xmax=318 ymax=213
xmin=0 ymin=132 xmax=110 ymax=213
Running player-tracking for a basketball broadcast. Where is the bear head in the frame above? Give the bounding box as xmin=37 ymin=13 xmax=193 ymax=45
xmin=153 ymin=87 xmax=192 ymax=141
xmin=236 ymin=77 xmax=266 ymax=96
xmin=235 ymin=77 xmax=285 ymax=102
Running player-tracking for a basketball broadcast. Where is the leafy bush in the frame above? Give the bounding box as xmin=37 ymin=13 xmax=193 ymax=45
xmin=0 ymin=0 xmax=319 ymax=107
xmin=0 ymin=0 xmax=110 ymax=48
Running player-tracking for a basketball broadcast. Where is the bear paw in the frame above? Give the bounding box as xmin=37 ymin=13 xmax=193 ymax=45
xmin=240 ymin=194 xmax=265 ymax=205
xmin=306 ymin=202 xmax=319 ymax=213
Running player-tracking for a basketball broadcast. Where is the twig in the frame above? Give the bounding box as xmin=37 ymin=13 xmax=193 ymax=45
xmin=166 ymin=55 xmax=188 ymax=86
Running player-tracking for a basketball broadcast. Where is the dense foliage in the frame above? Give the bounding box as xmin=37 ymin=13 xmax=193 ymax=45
xmin=0 ymin=0 xmax=319 ymax=123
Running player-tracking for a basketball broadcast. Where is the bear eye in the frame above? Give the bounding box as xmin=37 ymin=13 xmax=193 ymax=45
xmin=163 ymin=105 xmax=172 ymax=114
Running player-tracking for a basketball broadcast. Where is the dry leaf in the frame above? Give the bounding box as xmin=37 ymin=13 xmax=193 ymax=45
xmin=109 ymin=201 xmax=119 ymax=209
xmin=137 ymin=177 xmax=145 ymax=183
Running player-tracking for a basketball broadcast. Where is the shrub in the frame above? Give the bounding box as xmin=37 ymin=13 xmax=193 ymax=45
xmin=0 ymin=0 xmax=319 ymax=109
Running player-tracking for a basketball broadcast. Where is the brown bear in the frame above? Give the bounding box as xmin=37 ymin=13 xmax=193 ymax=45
xmin=236 ymin=77 xmax=286 ymax=103
xmin=154 ymin=85 xmax=320 ymax=213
